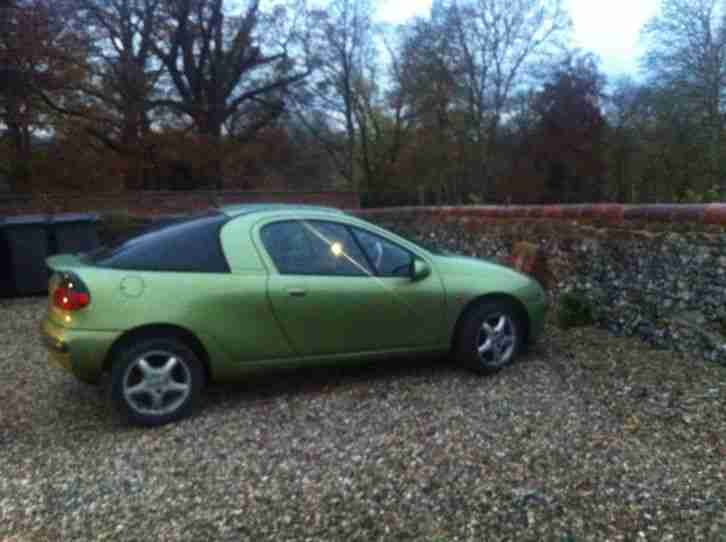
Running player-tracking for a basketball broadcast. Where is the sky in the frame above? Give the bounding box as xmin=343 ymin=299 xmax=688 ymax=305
xmin=377 ymin=0 xmax=662 ymax=78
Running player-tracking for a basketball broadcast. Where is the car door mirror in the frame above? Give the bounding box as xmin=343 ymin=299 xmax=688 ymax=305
xmin=411 ymin=258 xmax=431 ymax=281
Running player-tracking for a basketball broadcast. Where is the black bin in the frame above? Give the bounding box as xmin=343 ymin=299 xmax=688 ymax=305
xmin=0 ymin=215 xmax=51 ymax=297
xmin=0 ymin=217 xmax=11 ymax=297
xmin=49 ymin=213 xmax=100 ymax=255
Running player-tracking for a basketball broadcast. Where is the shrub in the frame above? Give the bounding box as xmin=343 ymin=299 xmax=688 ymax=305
xmin=679 ymin=184 xmax=725 ymax=204
xmin=556 ymin=292 xmax=594 ymax=329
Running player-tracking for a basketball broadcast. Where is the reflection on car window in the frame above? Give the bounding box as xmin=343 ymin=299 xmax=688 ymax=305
xmin=261 ymin=220 xmax=372 ymax=277
xmin=260 ymin=222 xmax=314 ymax=275
xmin=304 ymin=221 xmax=372 ymax=276
xmin=351 ymin=228 xmax=413 ymax=278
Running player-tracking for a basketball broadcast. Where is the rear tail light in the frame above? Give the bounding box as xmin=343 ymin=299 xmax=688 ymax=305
xmin=53 ymin=273 xmax=90 ymax=311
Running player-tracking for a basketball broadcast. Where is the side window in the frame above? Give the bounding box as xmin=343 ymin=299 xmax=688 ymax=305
xmin=260 ymin=222 xmax=314 ymax=275
xmin=260 ymin=220 xmax=372 ymax=277
xmin=300 ymin=221 xmax=372 ymax=276
xmin=92 ymin=214 xmax=230 ymax=273
xmin=351 ymin=227 xmax=413 ymax=277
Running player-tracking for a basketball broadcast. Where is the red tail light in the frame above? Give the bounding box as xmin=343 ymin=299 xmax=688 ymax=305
xmin=53 ymin=273 xmax=90 ymax=311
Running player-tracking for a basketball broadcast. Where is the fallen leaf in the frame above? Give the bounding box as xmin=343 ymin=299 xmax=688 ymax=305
xmin=624 ymin=415 xmax=641 ymax=433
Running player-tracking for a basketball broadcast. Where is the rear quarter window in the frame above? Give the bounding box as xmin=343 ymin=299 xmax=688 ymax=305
xmin=89 ymin=214 xmax=231 ymax=273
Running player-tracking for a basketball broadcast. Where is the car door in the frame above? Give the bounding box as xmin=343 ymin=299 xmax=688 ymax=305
xmin=346 ymin=224 xmax=448 ymax=346
xmin=257 ymin=218 xmax=446 ymax=357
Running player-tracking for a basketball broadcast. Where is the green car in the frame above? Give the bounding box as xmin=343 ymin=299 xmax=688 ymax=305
xmin=42 ymin=205 xmax=546 ymax=426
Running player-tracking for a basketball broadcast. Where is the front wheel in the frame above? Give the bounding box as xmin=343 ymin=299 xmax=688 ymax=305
xmin=110 ymin=337 xmax=205 ymax=426
xmin=456 ymin=301 xmax=524 ymax=375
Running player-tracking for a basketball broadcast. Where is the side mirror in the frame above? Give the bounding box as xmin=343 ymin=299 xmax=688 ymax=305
xmin=411 ymin=258 xmax=431 ymax=281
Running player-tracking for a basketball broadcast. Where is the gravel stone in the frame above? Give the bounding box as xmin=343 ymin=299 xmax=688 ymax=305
xmin=1 ymin=298 xmax=725 ymax=541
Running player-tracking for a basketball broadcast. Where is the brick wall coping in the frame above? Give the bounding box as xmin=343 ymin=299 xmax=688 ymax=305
xmin=352 ymin=204 xmax=726 ymax=225
xmin=2 ymin=196 xmax=725 ymax=224
xmin=0 ymin=190 xmax=359 ymax=216
xmin=0 ymin=189 xmax=358 ymax=200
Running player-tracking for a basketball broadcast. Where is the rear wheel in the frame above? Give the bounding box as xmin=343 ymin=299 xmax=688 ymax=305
xmin=456 ymin=300 xmax=524 ymax=375
xmin=110 ymin=337 xmax=204 ymax=426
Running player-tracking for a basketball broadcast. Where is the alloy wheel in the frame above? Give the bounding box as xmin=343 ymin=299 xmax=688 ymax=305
xmin=476 ymin=314 xmax=517 ymax=368
xmin=122 ymin=350 xmax=192 ymax=417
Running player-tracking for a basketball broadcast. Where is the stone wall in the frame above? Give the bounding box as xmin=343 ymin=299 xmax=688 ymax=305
xmin=353 ymin=205 xmax=726 ymax=365
xmin=52 ymin=201 xmax=726 ymax=365
xmin=0 ymin=190 xmax=359 ymax=217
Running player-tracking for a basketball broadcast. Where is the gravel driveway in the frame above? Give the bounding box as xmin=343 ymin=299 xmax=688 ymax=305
xmin=1 ymin=298 xmax=725 ymax=541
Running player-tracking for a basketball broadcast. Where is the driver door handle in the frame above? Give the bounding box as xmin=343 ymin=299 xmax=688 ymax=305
xmin=287 ymin=288 xmax=307 ymax=297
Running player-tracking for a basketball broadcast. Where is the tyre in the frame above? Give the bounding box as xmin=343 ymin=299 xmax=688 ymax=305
xmin=456 ymin=300 xmax=524 ymax=375
xmin=110 ymin=337 xmax=205 ymax=427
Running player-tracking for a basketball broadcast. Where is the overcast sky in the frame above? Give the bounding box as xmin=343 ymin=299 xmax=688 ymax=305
xmin=377 ymin=0 xmax=661 ymax=78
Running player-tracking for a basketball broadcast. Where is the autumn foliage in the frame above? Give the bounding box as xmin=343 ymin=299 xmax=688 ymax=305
xmin=1 ymin=0 xmax=726 ymax=205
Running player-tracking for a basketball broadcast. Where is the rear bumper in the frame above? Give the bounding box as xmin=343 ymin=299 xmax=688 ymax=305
xmin=41 ymin=318 xmax=121 ymax=385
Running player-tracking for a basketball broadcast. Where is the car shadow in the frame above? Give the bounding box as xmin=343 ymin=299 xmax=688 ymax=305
xmin=198 ymin=347 xmax=542 ymax=414
xmin=28 ymin=349 xmax=541 ymax=435
xmin=200 ymin=354 xmax=461 ymax=411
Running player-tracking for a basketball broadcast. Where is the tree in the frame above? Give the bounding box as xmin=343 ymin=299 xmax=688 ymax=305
xmin=642 ymin=0 xmax=726 ymax=190
xmin=0 ymin=0 xmax=88 ymax=191
xmin=602 ymin=78 xmax=644 ymax=202
xmin=389 ymin=0 xmax=570 ymax=203
xmin=444 ymin=0 xmax=571 ymax=200
xmin=394 ymin=12 xmax=462 ymax=203
xmin=294 ymin=0 xmax=376 ymax=188
xmin=630 ymin=84 xmax=706 ymax=202
xmin=72 ymin=0 xmax=164 ymax=188
xmin=152 ymin=0 xmax=312 ymax=187
xmin=349 ymin=26 xmax=416 ymax=202
xmin=529 ymin=54 xmax=607 ymax=202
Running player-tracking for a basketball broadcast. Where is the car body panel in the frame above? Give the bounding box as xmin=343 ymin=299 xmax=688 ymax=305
xmin=42 ymin=317 xmax=121 ymax=384
xmin=42 ymin=206 xmax=547 ymax=386
xmin=431 ymin=255 xmax=547 ymax=341
xmin=45 ymin=267 xmax=295 ymax=380
xmin=265 ymin=274 xmax=448 ymax=355
xmin=248 ymin=213 xmax=448 ymax=355
xmin=205 ymin=346 xmax=447 ymax=380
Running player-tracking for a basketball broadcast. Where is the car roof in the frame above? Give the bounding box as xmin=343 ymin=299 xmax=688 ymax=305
xmin=219 ymin=204 xmax=346 ymax=218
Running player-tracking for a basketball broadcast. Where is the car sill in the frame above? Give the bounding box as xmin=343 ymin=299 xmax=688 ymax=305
xmin=239 ymin=345 xmax=450 ymax=368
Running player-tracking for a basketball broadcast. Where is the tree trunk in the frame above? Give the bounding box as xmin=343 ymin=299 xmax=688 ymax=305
xmin=344 ymin=103 xmax=356 ymax=189
xmin=121 ymin=110 xmax=142 ymax=190
xmin=7 ymin=117 xmax=32 ymax=193
xmin=198 ymin=115 xmax=224 ymax=189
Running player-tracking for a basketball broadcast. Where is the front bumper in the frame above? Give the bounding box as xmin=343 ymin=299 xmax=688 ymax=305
xmin=41 ymin=317 xmax=121 ymax=384
xmin=516 ymin=282 xmax=547 ymax=343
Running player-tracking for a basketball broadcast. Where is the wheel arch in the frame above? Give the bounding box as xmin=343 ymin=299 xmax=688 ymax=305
xmin=451 ymin=293 xmax=531 ymax=351
xmin=103 ymin=323 xmax=212 ymax=383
